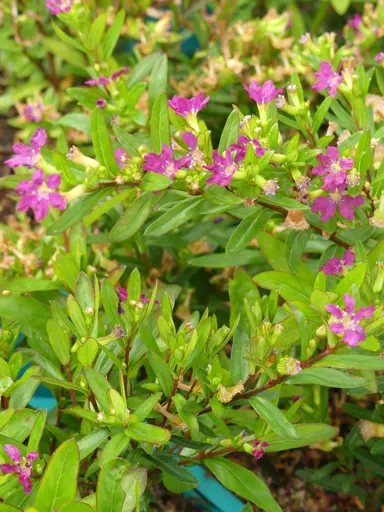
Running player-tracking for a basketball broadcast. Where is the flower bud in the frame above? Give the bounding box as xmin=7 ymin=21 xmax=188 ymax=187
xmin=67 ymin=146 xmax=99 ymax=169
xmin=277 ymin=356 xmax=301 ymax=376
xmin=373 ymin=262 xmax=384 ymax=294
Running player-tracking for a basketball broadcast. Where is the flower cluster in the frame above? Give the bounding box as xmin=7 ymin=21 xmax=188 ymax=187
xmin=0 ymin=445 xmax=38 ymax=494
xmin=321 ymin=247 xmax=355 ymax=275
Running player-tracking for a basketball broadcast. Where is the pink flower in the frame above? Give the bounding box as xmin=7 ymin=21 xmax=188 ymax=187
xmin=143 ymin=144 xmax=189 ymax=179
xmin=85 ymin=67 xmax=129 ymax=86
xmin=312 ymin=146 xmax=353 ymax=193
xmin=114 ymin=148 xmax=129 ymax=169
xmin=252 ymin=440 xmax=269 ymax=460
xmin=311 ymin=193 xmax=364 ymax=222
xmin=326 ymin=294 xmax=374 ymax=346
xmin=230 ymin=135 xmax=265 ymax=162
xmin=46 ymin=0 xmax=72 ymax=15
xmin=0 ymin=445 xmax=38 ymax=494
xmin=263 ymin=179 xmax=279 ymax=196
xmin=23 ymin=102 xmax=43 ymax=123
xmin=321 ymin=247 xmax=355 ymax=275
xmin=16 ymin=169 xmax=66 ymax=222
xmin=117 ymin=287 xmax=158 ymax=314
xmin=182 ymin=132 xmax=204 ymax=166
xmin=204 ymin=149 xmax=239 ymax=187
xmin=168 ymin=93 xmax=210 ymax=117
xmin=244 ymin=80 xmax=283 ymax=104
xmin=5 ymin=128 xmax=47 ymax=169
xmin=96 ymin=99 xmax=107 ymax=109
xmin=348 ymin=14 xmax=362 ymax=29
xmin=375 ymin=53 xmax=384 ymax=63
xmin=312 ymin=62 xmax=342 ymax=97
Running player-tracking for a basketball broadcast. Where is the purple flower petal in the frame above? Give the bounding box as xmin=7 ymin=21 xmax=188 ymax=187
xmin=0 ymin=463 xmax=17 ymax=474
xmin=46 ymin=174 xmax=61 ymax=189
xmin=31 ymin=169 xmax=45 ymax=186
xmin=344 ymin=294 xmax=355 ymax=315
xmin=30 ymin=128 xmax=47 ymax=150
xmin=182 ymin=131 xmax=197 ymax=150
xmin=325 ymin=304 xmax=343 ymax=319
xmin=48 ymin=192 xmax=66 ymax=210
xmin=343 ymin=329 xmax=360 ymax=347
xmin=33 ymin=198 xmax=49 ymax=221
xmin=4 ymin=445 xmax=21 ymax=463
xmin=343 ymin=247 xmax=355 ymax=266
xmin=321 ymin=257 xmax=342 ymax=275
xmin=339 ymin=194 xmax=364 ymax=221
xmin=339 ymin=158 xmax=354 ymax=171
xmin=354 ymin=306 xmax=375 ymax=321
xmin=26 ymin=452 xmax=38 ymax=462
xmin=311 ymin=196 xmax=336 ymax=222
xmin=330 ymin=322 xmax=345 ymax=335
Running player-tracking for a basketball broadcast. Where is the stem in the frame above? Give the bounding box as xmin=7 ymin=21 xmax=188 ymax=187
xmin=65 ymin=364 xmax=78 ymax=406
xmin=198 ymin=346 xmax=336 ymax=415
xmin=124 ymin=340 xmax=131 ymax=396
xmin=162 ymin=367 xmax=183 ymax=426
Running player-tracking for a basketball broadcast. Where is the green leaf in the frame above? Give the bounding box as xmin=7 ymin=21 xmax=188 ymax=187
xmin=150 ymin=93 xmax=171 ymax=153
xmin=43 ymin=37 xmax=85 ymax=67
xmin=0 ymin=297 xmax=50 ymax=334
xmin=84 ymin=367 xmax=112 ymax=414
xmin=1 ymin=278 xmax=64 ymax=292
xmin=127 ymin=53 xmax=162 ymax=89
xmin=134 ymin=393 xmax=162 ymax=421
xmin=102 ymin=10 xmax=125 ymax=60
xmin=35 ymin=439 xmax=79 ymax=512
xmin=284 ymin=230 xmax=311 ymax=274
xmin=46 ymin=319 xmax=70 ymax=366
xmin=334 ymin=263 xmax=366 ymax=297
xmin=312 ymin=96 xmax=333 ymax=134
xmin=140 ymin=172 xmax=173 ymax=191
xmin=53 ymin=253 xmax=79 ymax=292
xmin=203 ymin=185 xmax=243 ymax=206
xmin=189 ymin=250 xmax=264 ymax=268
xmin=205 ymin=458 xmax=281 ymax=512
xmin=76 ymin=272 xmax=94 ymax=311
xmin=67 ymin=295 xmax=87 ymax=336
xmin=85 ymin=189 xmax=135 ymax=226
xmin=144 ymin=454 xmax=198 ymax=486
xmin=148 ymin=54 xmax=168 ymax=113
xmin=91 ymin=109 xmax=120 ymax=175
xmin=101 ymin=279 xmax=120 ymax=327
xmin=230 ymin=326 xmax=250 ymax=385
xmin=249 ymin=396 xmax=298 ymax=439
xmin=287 ymin=368 xmax=367 ymax=388
xmin=218 ymin=110 xmax=239 ymax=153
xmin=163 ymin=472 xmax=197 ymax=493
xmin=57 ymin=503 xmax=94 ymax=512
xmin=260 ymin=195 xmax=308 ymax=211
xmin=67 ymin=88 xmax=106 ymax=110
xmin=59 ymin=114 xmax=90 ymax=136
xmin=226 ymin=208 xmax=273 ymax=255
xmin=78 ymin=428 xmax=110 ymax=460
xmin=96 ymin=458 xmax=130 ymax=512
xmin=109 ymin=192 xmax=159 ymax=242
xmin=27 ymin=410 xmax=47 ymax=453
xmin=48 ymin=188 xmax=111 ymax=235
xmin=38 ymin=377 xmax=87 ymax=395
xmin=112 ymin=125 xmax=140 ymax=157
xmin=89 ymin=13 xmax=107 ymax=50
xmin=145 ymin=197 xmax=204 ymax=236
xmin=262 ymin=423 xmax=338 ymax=451
xmin=52 ymin=22 xmax=85 ymax=52
xmin=125 ymin=422 xmax=170 ymax=444
xmin=253 ymin=271 xmax=312 ymax=302
xmin=331 ymin=0 xmax=350 ymax=15
xmin=314 ymin=354 xmax=384 ymax=370
xmin=99 ymin=433 xmax=130 ymax=466
xmin=147 ymin=353 xmax=173 ymax=397
xmin=78 ymin=338 xmax=99 ymax=367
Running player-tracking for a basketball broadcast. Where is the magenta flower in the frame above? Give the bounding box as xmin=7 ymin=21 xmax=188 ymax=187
xmin=46 ymin=0 xmax=72 ymax=15
xmin=205 ymin=149 xmax=239 ymax=187
xmin=5 ymin=128 xmax=47 ymax=169
xmin=143 ymin=144 xmax=189 ymax=179
xmin=16 ymin=169 xmax=66 ymax=222
xmin=263 ymin=179 xmax=279 ymax=196
xmin=252 ymin=440 xmax=269 ymax=460
xmin=168 ymin=93 xmax=210 ymax=117
xmin=312 ymin=62 xmax=342 ymax=97
xmin=348 ymin=14 xmax=362 ymax=29
xmin=117 ymin=287 xmax=158 ymax=314
xmin=182 ymin=132 xmax=204 ymax=166
xmin=114 ymin=148 xmax=129 ymax=169
xmin=311 ymin=193 xmax=364 ymax=222
xmin=244 ymin=80 xmax=283 ymax=105
xmin=85 ymin=67 xmax=129 ymax=86
xmin=321 ymin=247 xmax=355 ymax=275
xmin=326 ymin=294 xmax=374 ymax=346
xmin=230 ymin=135 xmax=265 ymax=162
xmin=0 ymin=445 xmax=38 ymax=494
xmin=375 ymin=53 xmax=384 ymax=63
xmin=23 ymin=102 xmax=43 ymax=123
xmin=312 ymin=146 xmax=353 ymax=193
xmin=96 ymin=99 xmax=107 ymax=109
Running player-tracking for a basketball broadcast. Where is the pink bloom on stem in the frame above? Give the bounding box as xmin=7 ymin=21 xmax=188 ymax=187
xmin=312 ymin=146 xmax=353 ymax=193
xmin=5 ymin=128 xmax=47 ymax=169
xmin=96 ymin=99 xmax=107 ymax=109
xmin=143 ymin=144 xmax=190 ymax=179
xmin=375 ymin=53 xmax=384 ymax=63
xmin=326 ymin=294 xmax=374 ymax=346
xmin=311 ymin=193 xmax=364 ymax=222
xmin=244 ymin=80 xmax=283 ymax=104
xmin=16 ymin=168 xmax=66 ymax=222
xmin=182 ymin=132 xmax=204 ymax=166
xmin=85 ymin=67 xmax=129 ymax=86
xmin=204 ymin=149 xmax=239 ymax=187
xmin=263 ymin=179 xmax=279 ymax=196
xmin=168 ymin=93 xmax=210 ymax=117
xmin=114 ymin=148 xmax=129 ymax=169
xmin=0 ymin=445 xmax=38 ymax=494
xmin=348 ymin=14 xmax=362 ymax=29
xmin=252 ymin=440 xmax=269 ymax=460
xmin=230 ymin=135 xmax=265 ymax=163
xmin=312 ymin=62 xmax=342 ymax=97
xmin=23 ymin=102 xmax=43 ymax=123
xmin=46 ymin=0 xmax=72 ymax=15
xmin=321 ymin=247 xmax=355 ymax=275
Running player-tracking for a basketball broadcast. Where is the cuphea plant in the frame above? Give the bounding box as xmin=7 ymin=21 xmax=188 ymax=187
xmin=0 ymin=0 xmax=384 ymax=511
